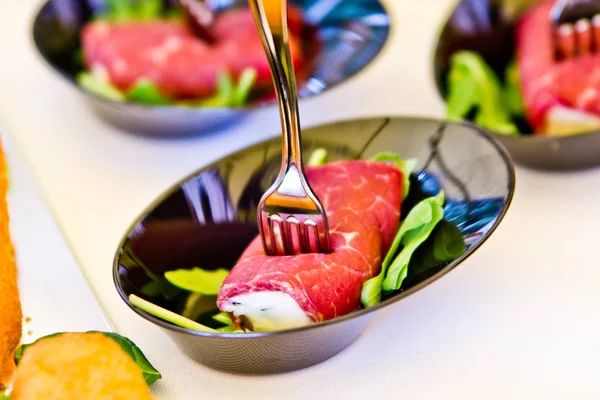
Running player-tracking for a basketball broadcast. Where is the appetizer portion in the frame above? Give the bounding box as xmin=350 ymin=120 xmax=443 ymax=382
xmin=127 ymin=150 xmax=468 ymax=333
xmin=77 ymin=0 xmax=311 ymax=107
xmin=516 ymin=0 xmax=600 ymax=135
xmin=10 ymin=333 xmax=154 ymax=400
xmin=0 ymin=136 xmax=161 ymax=398
xmin=445 ymin=0 xmax=600 ymax=136
xmin=0 ymin=137 xmax=22 ymax=389
xmin=217 ymin=160 xmax=403 ymax=331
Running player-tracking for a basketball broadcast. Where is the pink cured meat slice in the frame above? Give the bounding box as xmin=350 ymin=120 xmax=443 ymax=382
xmin=517 ymin=0 xmax=600 ymax=131
xmin=81 ymin=8 xmax=306 ymax=99
xmin=216 ymin=160 xmax=403 ymax=323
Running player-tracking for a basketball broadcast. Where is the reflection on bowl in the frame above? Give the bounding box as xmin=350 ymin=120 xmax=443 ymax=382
xmin=32 ymin=0 xmax=391 ymax=137
xmin=113 ymin=116 xmax=515 ymax=374
xmin=433 ymin=0 xmax=600 ymax=170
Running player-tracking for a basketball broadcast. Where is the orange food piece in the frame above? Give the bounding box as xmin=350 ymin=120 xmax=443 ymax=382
xmin=0 ymin=136 xmax=22 ymax=388
xmin=11 ymin=332 xmax=153 ymax=400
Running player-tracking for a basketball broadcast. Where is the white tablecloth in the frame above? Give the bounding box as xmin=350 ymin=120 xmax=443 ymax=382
xmin=1 ymin=0 xmax=600 ymax=398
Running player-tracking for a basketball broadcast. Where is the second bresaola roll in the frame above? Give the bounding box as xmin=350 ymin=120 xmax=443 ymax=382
xmin=217 ymin=160 xmax=403 ymax=331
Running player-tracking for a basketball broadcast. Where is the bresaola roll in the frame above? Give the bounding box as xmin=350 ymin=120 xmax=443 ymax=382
xmin=217 ymin=160 xmax=403 ymax=331
xmin=516 ymin=0 xmax=600 ymax=134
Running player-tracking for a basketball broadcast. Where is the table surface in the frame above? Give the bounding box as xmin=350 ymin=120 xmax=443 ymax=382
xmin=1 ymin=0 xmax=600 ymax=399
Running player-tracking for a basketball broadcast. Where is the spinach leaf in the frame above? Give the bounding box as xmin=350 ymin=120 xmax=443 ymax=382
xmin=14 ymin=331 xmax=161 ymax=386
xmin=77 ymin=72 xmax=125 ymax=102
xmin=361 ymin=191 xmax=445 ymax=307
xmin=165 ymin=267 xmax=229 ymax=295
xmin=403 ymin=220 xmax=466 ymax=287
xmin=307 ymin=148 xmax=328 ymax=166
xmin=371 ymin=152 xmax=417 ymax=199
xmin=94 ymin=331 xmax=161 ymax=386
xmin=126 ymin=78 xmax=172 ymax=105
xmin=446 ymin=51 xmax=518 ymax=135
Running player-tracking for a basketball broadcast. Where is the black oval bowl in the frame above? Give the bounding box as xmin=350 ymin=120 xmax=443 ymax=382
xmin=32 ymin=0 xmax=391 ymax=137
xmin=433 ymin=0 xmax=600 ymax=171
xmin=113 ymin=116 xmax=515 ymax=374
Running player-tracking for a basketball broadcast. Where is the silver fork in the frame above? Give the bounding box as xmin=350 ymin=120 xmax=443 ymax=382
xmin=551 ymin=0 xmax=600 ymax=60
xmin=248 ymin=0 xmax=331 ymax=256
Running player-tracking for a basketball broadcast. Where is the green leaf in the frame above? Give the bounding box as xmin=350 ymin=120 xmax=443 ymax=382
xmin=93 ymin=331 xmax=161 ymax=386
xmin=103 ymin=0 xmax=164 ymax=21
xmin=371 ymin=152 xmax=417 ymax=199
xmin=129 ymin=294 xmax=216 ymax=332
xmin=126 ymin=78 xmax=172 ymax=106
xmin=77 ymin=72 xmax=125 ymax=102
xmin=0 ymin=392 xmax=10 ymax=400
xmin=361 ymin=191 xmax=445 ymax=307
xmin=307 ymin=148 xmax=328 ymax=166
xmin=141 ymin=278 xmax=183 ymax=300
xmin=446 ymin=51 xmax=519 ymax=135
xmin=504 ymin=59 xmax=525 ymax=116
xmin=134 ymin=0 xmax=163 ymax=20
xmin=14 ymin=332 xmax=64 ymax=365
xmin=14 ymin=331 xmax=161 ymax=387
xmin=165 ymin=267 xmax=229 ymax=295
xmin=212 ymin=312 xmax=234 ymax=326
xmin=432 ymin=220 xmax=467 ymax=262
xmin=231 ymin=68 xmax=258 ymax=107
xmin=198 ymin=71 xmax=235 ymax=107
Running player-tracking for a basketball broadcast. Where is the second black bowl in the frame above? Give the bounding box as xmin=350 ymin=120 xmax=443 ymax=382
xmin=433 ymin=0 xmax=600 ymax=171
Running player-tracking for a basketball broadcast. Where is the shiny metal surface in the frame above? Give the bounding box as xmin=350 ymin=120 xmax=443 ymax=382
xmin=433 ymin=0 xmax=600 ymax=170
xmin=32 ymin=0 xmax=391 ymax=137
xmin=251 ymin=0 xmax=330 ymax=255
xmin=113 ymin=116 xmax=515 ymax=374
xmin=550 ymin=0 xmax=600 ymax=60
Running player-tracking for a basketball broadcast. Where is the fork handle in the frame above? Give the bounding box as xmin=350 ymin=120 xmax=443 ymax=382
xmin=249 ymin=0 xmax=304 ymax=170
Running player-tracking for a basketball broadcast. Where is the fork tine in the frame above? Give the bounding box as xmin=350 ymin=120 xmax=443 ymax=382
xmin=575 ymin=19 xmax=592 ymax=54
xmin=285 ymin=215 xmax=301 ymax=255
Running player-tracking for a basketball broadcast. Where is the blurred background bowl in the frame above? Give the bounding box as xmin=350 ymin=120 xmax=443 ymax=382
xmin=32 ymin=0 xmax=391 ymax=137
xmin=113 ymin=116 xmax=515 ymax=374
xmin=433 ymin=0 xmax=600 ymax=171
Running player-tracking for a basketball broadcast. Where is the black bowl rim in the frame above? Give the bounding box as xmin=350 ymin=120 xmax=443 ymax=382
xmin=112 ymin=115 xmax=516 ymax=339
xmin=30 ymin=0 xmax=393 ymax=113
xmin=430 ymin=0 xmax=600 ymax=143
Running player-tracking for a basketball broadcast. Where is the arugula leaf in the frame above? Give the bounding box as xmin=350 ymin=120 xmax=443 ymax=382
xmin=77 ymin=72 xmax=125 ymax=102
xmin=504 ymin=59 xmax=525 ymax=116
xmin=94 ymin=331 xmax=161 ymax=386
xmin=212 ymin=312 xmax=234 ymax=326
xmin=129 ymin=294 xmax=216 ymax=332
xmin=165 ymin=267 xmax=229 ymax=295
xmin=198 ymin=71 xmax=235 ymax=107
xmin=371 ymin=152 xmax=417 ymax=200
xmin=126 ymin=78 xmax=172 ymax=105
xmin=231 ymin=68 xmax=258 ymax=107
xmin=14 ymin=331 xmax=161 ymax=386
xmin=361 ymin=191 xmax=445 ymax=307
xmin=141 ymin=278 xmax=183 ymax=300
xmin=307 ymin=148 xmax=328 ymax=166
xmin=446 ymin=51 xmax=518 ymax=135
